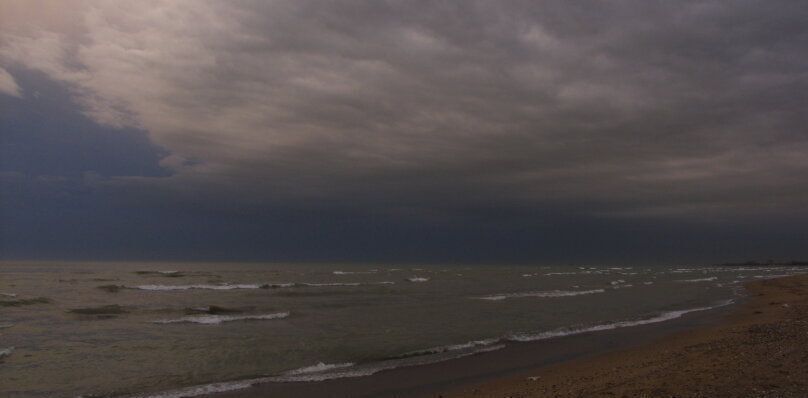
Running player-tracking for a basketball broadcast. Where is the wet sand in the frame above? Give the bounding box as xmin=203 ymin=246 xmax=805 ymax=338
xmin=436 ymin=274 xmax=808 ymax=398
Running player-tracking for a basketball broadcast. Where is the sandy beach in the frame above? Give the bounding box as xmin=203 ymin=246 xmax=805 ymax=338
xmin=436 ymin=274 xmax=808 ymax=398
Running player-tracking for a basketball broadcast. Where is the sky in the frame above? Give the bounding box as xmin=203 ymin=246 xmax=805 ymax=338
xmin=1 ymin=0 xmax=807 ymax=264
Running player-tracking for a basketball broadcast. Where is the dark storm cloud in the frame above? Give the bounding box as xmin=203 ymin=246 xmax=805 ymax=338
xmin=1 ymin=1 xmax=807 ymax=261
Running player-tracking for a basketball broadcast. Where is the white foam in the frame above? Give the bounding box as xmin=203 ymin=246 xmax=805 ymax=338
xmin=0 ymin=347 xmax=13 ymax=358
xmin=269 ymin=344 xmax=505 ymax=382
xmin=509 ymin=299 xmax=734 ymax=342
xmin=282 ymin=362 xmax=355 ymax=376
xmin=305 ymin=282 xmax=361 ymax=287
xmin=475 ymin=289 xmax=605 ymax=301
xmin=752 ymin=274 xmax=792 ymax=279
xmin=333 ymin=270 xmax=377 ymax=275
xmin=134 ymin=284 xmax=263 ymax=291
xmin=407 ymin=277 xmax=429 ymax=282
xmin=0 ymin=292 xmax=16 ymax=297
xmin=397 ymin=338 xmax=501 ymax=357
xmin=135 ymin=281 xmax=393 ymax=291
xmin=154 ymin=312 xmax=289 ymax=325
xmin=126 ymin=379 xmax=257 ymax=398
xmin=676 ymin=277 xmax=718 ymax=283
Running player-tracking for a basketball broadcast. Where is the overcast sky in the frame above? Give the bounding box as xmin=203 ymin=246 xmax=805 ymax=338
xmin=1 ymin=0 xmax=807 ymax=264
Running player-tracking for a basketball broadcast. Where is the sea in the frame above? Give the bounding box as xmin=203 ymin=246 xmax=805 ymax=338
xmin=0 ymin=261 xmax=805 ymax=397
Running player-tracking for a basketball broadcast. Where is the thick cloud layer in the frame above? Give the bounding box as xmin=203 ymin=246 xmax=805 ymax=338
xmin=1 ymin=1 xmax=807 ymax=261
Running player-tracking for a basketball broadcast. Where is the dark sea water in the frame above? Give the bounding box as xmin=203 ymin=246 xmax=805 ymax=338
xmin=0 ymin=261 xmax=804 ymax=397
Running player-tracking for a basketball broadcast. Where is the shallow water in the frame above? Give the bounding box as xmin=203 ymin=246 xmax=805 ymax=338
xmin=0 ymin=261 xmax=804 ymax=397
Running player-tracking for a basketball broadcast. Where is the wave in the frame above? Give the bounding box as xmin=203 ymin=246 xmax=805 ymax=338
xmin=128 ymin=298 xmax=734 ymax=398
xmin=301 ymin=282 xmax=394 ymax=287
xmin=0 ymin=292 xmax=16 ymax=297
xmin=333 ymin=270 xmax=377 ymax=275
xmin=407 ymin=277 xmax=429 ymax=282
xmin=267 ymin=344 xmax=505 ymax=383
xmin=388 ymin=338 xmax=501 ymax=359
xmin=676 ymin=277 xmax=718 ymax=283
xmin=126 ymin=379 xmax=257 ymax=398
xmin=0 ymin=347 xmax=13 ymax=358
xmin=752 ymin=274 xmax=794 ymax=280
xmin=134 ymin=284 xmax=263 ymax=291
xmin=154 ymin=312 xmax=289 ymax=325
xmin=509 ymin=299 xmax=734 ymax=342
xmin=0 ymin=323 xmax=13 ymax=329
xmin=134 ymin=281 xmax=395 ymax=291
xmin=280 ymin=362 xmax=355 ymax=376
xmin=475 ymin=289 xmax=605 ymax=301
xmin=129 ymin=342 xmax=505 ymax=397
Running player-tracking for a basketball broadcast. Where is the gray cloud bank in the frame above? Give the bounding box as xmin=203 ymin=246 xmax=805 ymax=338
xmin=1 ymin=1 xmax=808 ymax=261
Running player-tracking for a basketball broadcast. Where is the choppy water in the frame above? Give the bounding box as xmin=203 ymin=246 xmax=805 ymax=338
xmin=0 ymin=261 xmax=805 ymax=397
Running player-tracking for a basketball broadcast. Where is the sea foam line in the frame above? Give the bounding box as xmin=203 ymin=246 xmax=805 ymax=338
xmin=266 ymin=344 xmax=506 ymax=383
xmin=475 ymin=289 xmax=605 ymax=301
xmin=508 ymin=299 xmax=734 ymax=342
xmin=133 ymin=281 xmax=394 ymax=291
xmin=154 ymin=312 xmax=289 ymax=325
xmin=675 ymin=277 xmax=718 ymax=283
xmin=121 ymin=344 xmax=504 ymax=397
xmin=134 ymin=284 xmax=263 ymax=291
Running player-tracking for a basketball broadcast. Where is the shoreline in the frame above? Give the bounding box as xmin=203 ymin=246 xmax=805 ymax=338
xmin=205 ymin=287 xmax=752 ymax=397
xmin=435 ymin=274 xmax=808 ymax=397
xmin=214 ymin=275 xmax=807 ymax=398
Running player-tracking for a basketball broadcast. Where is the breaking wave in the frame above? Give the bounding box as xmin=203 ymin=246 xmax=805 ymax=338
xmin=134 ymin=284 xmax=263 ymax=291
xmin=134 ymin=281 xmax=395 ymax=291
xmin=475 ymin=289 xmax=605 ymax=301
xmin=128 ymin=298 xmax=733 ymax=398
xmin=154 ymin=312 xmax=289 ymax=325
xmin=0 ymin=347 xmax=13 ymax=358
xmin=509 ymin=299 xmax=734 ymax=342
xmin=676 ymin=277 xmax=718 ymax=283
